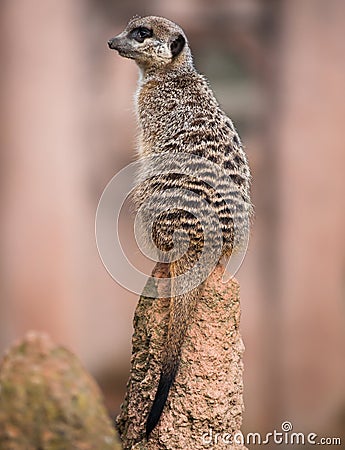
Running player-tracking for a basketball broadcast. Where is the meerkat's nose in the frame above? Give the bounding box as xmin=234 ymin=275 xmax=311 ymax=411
xmin=108 ymin=38 xmax=116 ymax=49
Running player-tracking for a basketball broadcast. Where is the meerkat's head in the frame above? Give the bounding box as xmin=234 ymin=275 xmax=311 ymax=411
xmin=108 ymin=16 xmax=192 ymax=74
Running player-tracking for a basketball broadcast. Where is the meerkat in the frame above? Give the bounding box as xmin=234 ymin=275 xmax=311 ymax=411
xmin=108 ymin=16 xmax=252 ymax=439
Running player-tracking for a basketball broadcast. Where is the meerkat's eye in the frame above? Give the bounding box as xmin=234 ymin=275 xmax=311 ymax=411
xmin=130 ymin=27 xmax=153 ymax=43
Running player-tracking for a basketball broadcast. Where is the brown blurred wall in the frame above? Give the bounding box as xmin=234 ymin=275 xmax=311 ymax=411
xmin=0 ymin=0 xmax=138 ymax=375
xmin=278 ymin=0 xmax=345 ymax=433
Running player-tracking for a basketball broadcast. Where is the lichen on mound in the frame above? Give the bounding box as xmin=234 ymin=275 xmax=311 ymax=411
xmin=0 ymin=331 xmax=121 ymax=450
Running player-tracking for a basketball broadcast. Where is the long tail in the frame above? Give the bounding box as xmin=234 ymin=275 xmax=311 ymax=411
xmin=145 ymin=259 xmax=203 ymax=438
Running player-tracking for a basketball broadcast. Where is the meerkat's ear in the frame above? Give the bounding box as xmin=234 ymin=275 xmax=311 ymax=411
xmin=170 ymin=34 xmax=185 ymax=57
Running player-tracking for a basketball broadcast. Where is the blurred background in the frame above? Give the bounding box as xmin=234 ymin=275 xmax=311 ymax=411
xmin=1 ymin=0 xmax=344 ymax=447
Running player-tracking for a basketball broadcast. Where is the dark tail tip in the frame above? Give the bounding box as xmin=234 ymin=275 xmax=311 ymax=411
xmin=146 ymin=367 xmax=177 ymax=439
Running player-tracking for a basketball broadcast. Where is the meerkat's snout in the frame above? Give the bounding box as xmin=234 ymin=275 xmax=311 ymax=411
xmin=108 ymin=37 xmax=120 ymax=50
xmin=108 ymin=34 xmax=133 ymax=59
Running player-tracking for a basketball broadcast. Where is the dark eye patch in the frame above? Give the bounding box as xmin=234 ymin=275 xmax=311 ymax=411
xmin=129 ymin=27 xmax=153 ymax=43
